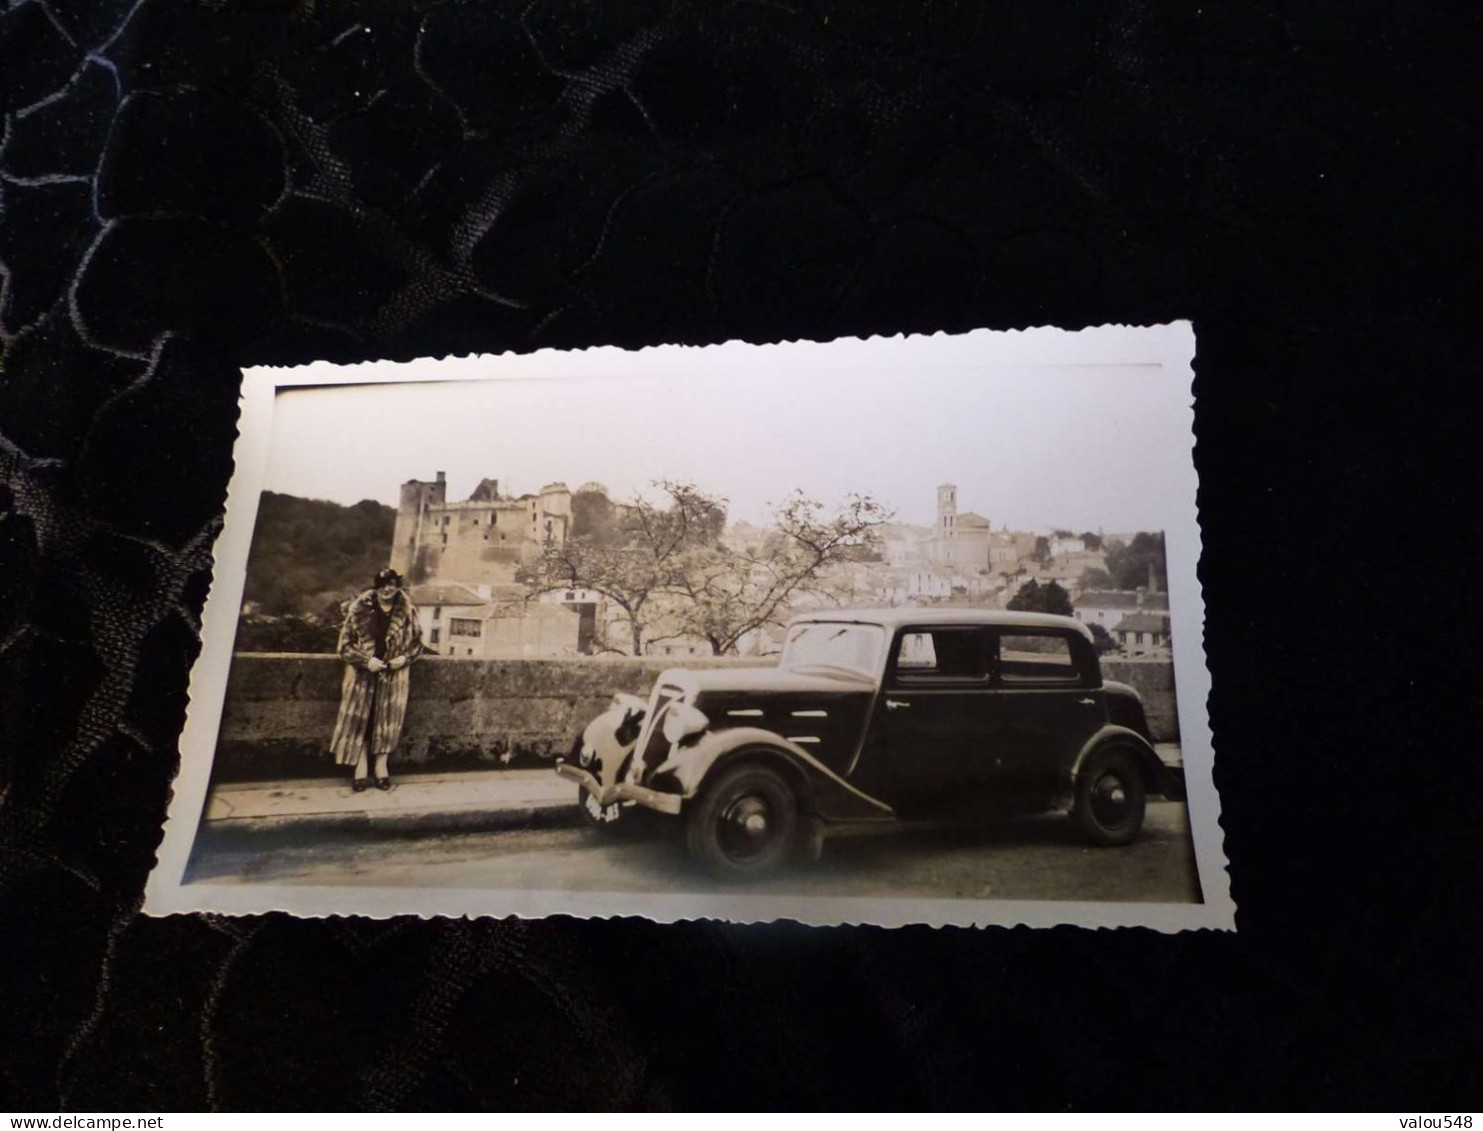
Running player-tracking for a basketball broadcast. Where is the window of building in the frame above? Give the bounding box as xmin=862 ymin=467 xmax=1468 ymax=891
xmin=430 ymin=628 xmax=440 ymax=644
xmin=490 ymin=513 xmax=496 ymax=526
xmin=473 ymin=518 xmax=479 ymax=525
xmin=433 ymin=606 xmax=441 ymax=620
xmin=441 ymin=533 xmax=447 ymax=545
xmin=443 ymin=516 xmax=450 ymax=526
xmin=999 ymin=633 xmax=1078 ymax=683
xmin=449 ymin=618 xmax=481 ymax=637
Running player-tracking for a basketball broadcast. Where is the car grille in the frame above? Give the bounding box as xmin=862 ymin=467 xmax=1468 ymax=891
xmin=629 ymin=684 xmax=684 ymax=783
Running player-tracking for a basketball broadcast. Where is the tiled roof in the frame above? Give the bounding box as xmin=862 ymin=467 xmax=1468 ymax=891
xmin=1078 ymin=589 xmax=1168 ymax=611
xmin=1112 ymin=611 xmax=1171 ymax=634
xmin=1078 ymin=590 xmax=1142 ymax=609
xmin=410 ymin=583 xmax=486 ymax=606
xmin=486 ymin=601 xmax=579 ymax=621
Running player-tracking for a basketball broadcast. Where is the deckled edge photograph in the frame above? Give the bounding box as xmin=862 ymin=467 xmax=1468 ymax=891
xmin=144 ymin=323 xmax=1233 ymax=930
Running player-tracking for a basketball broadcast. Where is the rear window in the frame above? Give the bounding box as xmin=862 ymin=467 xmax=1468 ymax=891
xmin=998 ymin=633 xmax=1079 ymax=683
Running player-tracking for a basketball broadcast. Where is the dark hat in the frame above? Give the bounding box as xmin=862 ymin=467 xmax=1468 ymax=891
xmin=373 ymin=568 xmax=404 ymax=589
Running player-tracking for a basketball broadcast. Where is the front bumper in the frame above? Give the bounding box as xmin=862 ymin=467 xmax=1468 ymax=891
xmin=615 ymin=781 xmax=684 ymax=816
xmin=554 ymin=761 xmax=618 ymax=805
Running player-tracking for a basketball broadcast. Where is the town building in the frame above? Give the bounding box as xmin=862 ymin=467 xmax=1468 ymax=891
xmin=909 ymin=569 xmax=954 ymax=600
xmin=433 ymin=594 xmax=584 ymax=658
xmin=1072 ymin=588 xmax=1170 ymax=629
xmin=1111 ymin=611 xmax=1172 ymax=656
xmin=880 ymin=523 xmax=935 ymax=567
xmin=1048 ymin=534 xmax=1086 ymax=558
xmin=389 ymin=472 xmax=573 ymax=588
xmin=410 ymin=582 xmax=492 ymax=655
xmin=931 ymin=483 xmax=993 ymax=572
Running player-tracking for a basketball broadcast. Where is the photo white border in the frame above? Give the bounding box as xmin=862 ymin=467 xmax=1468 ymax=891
xmin=145 ymin=323 xmax=1234 ymax=930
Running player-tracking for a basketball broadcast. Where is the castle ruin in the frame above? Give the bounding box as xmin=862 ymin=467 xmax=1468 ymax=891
xmin=390 ymin=472 xmax=573 ymax=587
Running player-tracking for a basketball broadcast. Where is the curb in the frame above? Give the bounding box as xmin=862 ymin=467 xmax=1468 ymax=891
xmin=199 ymin=800 xmax=584 ymax=839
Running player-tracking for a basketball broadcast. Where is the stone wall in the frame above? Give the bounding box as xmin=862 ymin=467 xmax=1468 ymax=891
xmin=211 ymin=653 xmax=1181 ymax=782
xmin=1101 ymin=658 xmax=1181 ymax=745
xmin=212 ymin=653 xmax=757 ymax=782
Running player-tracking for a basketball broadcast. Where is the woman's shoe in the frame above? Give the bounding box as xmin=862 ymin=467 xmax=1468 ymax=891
xmin=374 ymin=777 xmax=392 ymax=791
xmin=352 ymin=777 xmax=369 ymax=793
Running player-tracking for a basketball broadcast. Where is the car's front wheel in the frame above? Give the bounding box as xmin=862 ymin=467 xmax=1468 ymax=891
xmin=684 ymin=762 xmax=799 ymax=878
xmin=1071 ymin=747 xmax=1146 ymax=846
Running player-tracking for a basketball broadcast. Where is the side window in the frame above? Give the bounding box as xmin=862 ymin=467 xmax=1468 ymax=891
xmin=896 ymin=631 xmax=937 ymax=671
xmin=893 ymin=628 xmax=989 ymax=683
xmin=998 ymin=633 xmax=1079 ymax=684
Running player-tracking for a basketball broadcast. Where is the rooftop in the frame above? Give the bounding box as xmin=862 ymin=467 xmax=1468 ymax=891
xmin=1112 ymin=611 xmax=1172 ymax=634
xmin=409 ymin=583 xmax=486 ymax=607
xmin=1078 ymin=589 xmax=1169 ymax=611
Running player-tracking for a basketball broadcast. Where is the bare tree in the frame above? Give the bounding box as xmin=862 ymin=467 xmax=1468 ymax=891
xmin=527 ymin=480 xmax=725 ymax=655
xmin=668 ymin=491 xmax=893 ymax=655
xmin=528 ymin=483 xmax=892 ymax=658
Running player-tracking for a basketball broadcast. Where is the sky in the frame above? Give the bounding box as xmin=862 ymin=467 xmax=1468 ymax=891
xmin=256 ymin=327 xmax=1195 ymax=533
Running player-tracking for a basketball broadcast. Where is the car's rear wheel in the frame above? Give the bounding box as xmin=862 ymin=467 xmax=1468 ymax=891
xmin=685 ymin=762 xmax=798 ymax=878
xmin=1071 ymin=747 xmax=1146 ymax=846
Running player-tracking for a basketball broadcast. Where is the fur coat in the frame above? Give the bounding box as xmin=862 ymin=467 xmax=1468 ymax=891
xmin=329 ymin=589 xmax=423 ymax=765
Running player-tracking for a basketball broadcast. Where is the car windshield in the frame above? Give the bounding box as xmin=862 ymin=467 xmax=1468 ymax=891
xmin=780 ymin=623 xmax=885 ymax=678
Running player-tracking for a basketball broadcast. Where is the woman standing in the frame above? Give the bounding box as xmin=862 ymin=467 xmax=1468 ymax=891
xmin=329 ymin=568 xmax=423 ymax=791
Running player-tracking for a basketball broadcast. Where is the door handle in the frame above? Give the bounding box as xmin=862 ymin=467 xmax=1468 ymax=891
xmin=1078 ymin=698 xmax=1096 ymax=706
xmin=886 ymin=699 xmax=910 ymax=711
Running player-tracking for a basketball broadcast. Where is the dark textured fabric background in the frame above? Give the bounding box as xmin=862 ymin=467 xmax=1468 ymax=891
xmin=1 ymin=0 xmax=1475 ymax=1111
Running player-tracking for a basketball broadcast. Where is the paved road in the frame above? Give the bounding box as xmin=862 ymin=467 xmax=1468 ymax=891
xmin=187 ymin=800 xmax=1201 ymax=905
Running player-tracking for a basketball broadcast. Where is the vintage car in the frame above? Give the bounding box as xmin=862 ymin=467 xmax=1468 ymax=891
xmin=555 ymin=608 xmax=1183 ymax=876
xmin=562 ymin=691 xmax=649 ymax=829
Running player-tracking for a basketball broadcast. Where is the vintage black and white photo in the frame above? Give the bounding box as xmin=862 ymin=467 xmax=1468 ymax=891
xmin=146 ymin=323 xmax=1230 ymax=929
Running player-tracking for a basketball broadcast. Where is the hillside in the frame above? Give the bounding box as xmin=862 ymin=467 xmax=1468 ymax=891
xmin=241 ymin=491 xmax=397 ymax=615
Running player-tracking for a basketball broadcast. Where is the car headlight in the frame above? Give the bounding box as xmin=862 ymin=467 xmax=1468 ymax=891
xmin=662 ymin=702 xmax=709 ymax=745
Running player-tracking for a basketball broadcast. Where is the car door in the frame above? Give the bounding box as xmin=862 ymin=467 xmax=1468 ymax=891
xmin=970 ymin=628 xmax=1104 ymax=808
xmin=860 ymin=625 xmax=995 ymax=817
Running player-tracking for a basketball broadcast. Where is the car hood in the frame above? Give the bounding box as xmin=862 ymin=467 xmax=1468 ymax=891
xmin=661 ymin=665 xmax=875 ymax=696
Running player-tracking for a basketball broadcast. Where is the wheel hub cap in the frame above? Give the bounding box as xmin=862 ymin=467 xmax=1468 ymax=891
xmin=719 ymin=794 xmax=774 ymax=858
xmin=1091 ymin=773 xmax=1131 ymax=827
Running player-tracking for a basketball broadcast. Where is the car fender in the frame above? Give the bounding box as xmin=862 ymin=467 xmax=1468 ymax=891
xmin=567 ymin=694 xmax=647 ymax=800
xmin=1061 ymin=724 xmax=1174 ymax=807
xmin=657 ymin=726 xmax=894 ymax=823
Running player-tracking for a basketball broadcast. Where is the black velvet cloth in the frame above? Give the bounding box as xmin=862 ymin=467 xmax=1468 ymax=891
xmin=1 ymin=0 xmax=1474 ymax=1111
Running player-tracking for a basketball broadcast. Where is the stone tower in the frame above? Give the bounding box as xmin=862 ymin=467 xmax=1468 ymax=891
xmin=537 ymin=482 xmax=572 ymax=545
xmin=390 ymin=471 xmax=447 ymax=575
xmin=936 ymin=483 xmax=958 ymax=539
